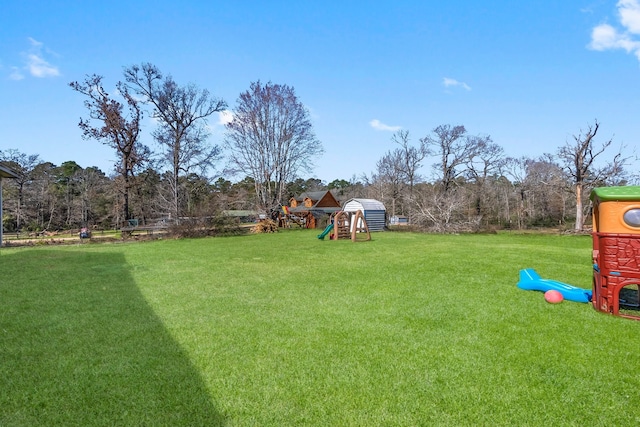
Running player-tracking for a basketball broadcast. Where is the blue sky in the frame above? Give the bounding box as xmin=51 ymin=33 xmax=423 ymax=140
xmin=1 ymin=0 xmax=639 ymax=183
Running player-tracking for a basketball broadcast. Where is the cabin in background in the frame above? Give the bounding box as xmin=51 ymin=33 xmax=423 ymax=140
xmin=287 ymin=191 xmax=341 ymax=229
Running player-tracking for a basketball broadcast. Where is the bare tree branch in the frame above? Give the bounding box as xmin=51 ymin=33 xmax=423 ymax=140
xmin=557 ymin=119 xmax=630 ymax=230
xmin=124 ymin=63 xmax=226 ymax=221
xmin=224 ymin=81 xmax=322 ymax=212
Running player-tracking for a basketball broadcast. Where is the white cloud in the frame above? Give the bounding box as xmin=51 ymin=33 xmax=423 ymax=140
xmin=9 ymin=66 xmax=24 ymax=81
xmin=27 ymin=53 xmax=60 ymax=77
xmin=619 ymin=0 xmax=640 ymax=34
xmin=218 ymin=110 xmax=233 ymax=125
xmin=27 ymin=37 xmax=43 ymax=48
xmin=369 ymin=119 xmax=401 ymax=132
xmin=590 ymin=23 xmax=621 ymax=50
xmin=589 ymin=0 xmax=640 ymax=61
xmin=13 ymin=37 xmax=61 ymax=79
xmin=443 ymin=77 xmax=471 ymax=91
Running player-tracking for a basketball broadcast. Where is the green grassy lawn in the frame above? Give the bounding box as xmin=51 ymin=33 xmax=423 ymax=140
xmin=2 ymin=230 xmax=640 ymax=426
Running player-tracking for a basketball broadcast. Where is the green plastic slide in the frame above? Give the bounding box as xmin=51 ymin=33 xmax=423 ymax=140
xmin=317 ymin=223 xmax=334 ymax=239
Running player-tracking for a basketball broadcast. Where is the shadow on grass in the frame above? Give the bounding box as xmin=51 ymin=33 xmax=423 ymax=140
xmin=0 ymin=249 xmax=225 ymax=426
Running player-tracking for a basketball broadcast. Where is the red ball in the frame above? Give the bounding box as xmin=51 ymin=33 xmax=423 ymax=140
xmin=544 ymin=290 xmax=564 ymax=304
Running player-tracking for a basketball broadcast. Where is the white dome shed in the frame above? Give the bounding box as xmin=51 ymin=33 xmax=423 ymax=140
xmin=342 ymin=198 xmax=386 ymax=231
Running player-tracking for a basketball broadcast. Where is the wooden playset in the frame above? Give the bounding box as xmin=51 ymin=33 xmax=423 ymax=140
xmin=591 ymin=186 xmax=640 ymax=320
xmin=317 ymin=210 xmax=371 ymax=242
xmin=334 ymin=210 xmax=371 ymax=241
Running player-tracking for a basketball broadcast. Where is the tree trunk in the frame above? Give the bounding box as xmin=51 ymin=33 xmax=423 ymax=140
xmin=172 ymin=161 xmax=180 ymax=224
xmin=574 ymin=184 xmax=583 ymax=231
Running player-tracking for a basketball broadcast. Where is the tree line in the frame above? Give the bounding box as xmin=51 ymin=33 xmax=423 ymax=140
xmin=366 ymin=120 xmax=633 ymax=232
xmin=1 ymin=62 xmax=635 ymax=233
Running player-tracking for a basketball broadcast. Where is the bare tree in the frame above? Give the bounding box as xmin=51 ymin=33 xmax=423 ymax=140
xmin=524 ymin=156 xmax=570 ymax=226
xmin=224 ymin=81 xmax=322 ymax=212
xmin=124 ymin=63 xmax=226 ymax=222
xmin=373 ymin=149 xmax=404 ymax=217
xmin=412 ymin=183 xmax=470 ymax=232
xmin=76 ymin=166 xmax=110 ymax=226
xmin=370 ymin=130 xmax=427 ymax=219
xmin=70 ymin=74 xmax=147 ymax=223
xmin=558 ymin=120 xmax=628 ymax=230
xmin=465 ymin=135 xmax=505 ymax=218
xmin=465 ymin=136 xmax=504 ymax=185
xmin=414 ymin=124 xmax=486 ymax=231
xmin=30 ymin=162 xmax=57 ymax=230
xmin=392 ymin=130 xmax=428 ymax=193
xmin=0 ymin=149 xmax=40 ymax=230
xmin=421 ymin=124 xmax=476 ymax=193
xmin=55 ymin=161 xmax=83 ymax=227
xmin=130 ymin=167 xmax=162 ymax=225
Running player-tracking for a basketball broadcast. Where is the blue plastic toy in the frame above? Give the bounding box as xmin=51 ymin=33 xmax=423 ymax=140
xmin=517 ymin=268 xmax=592 ymax=303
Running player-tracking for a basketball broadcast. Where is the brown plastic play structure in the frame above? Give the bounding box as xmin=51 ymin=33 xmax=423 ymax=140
xmin=591 ymin=186 xmax=640 ymax=320
xmin=323 ymin=210 xmax=371 ymax=242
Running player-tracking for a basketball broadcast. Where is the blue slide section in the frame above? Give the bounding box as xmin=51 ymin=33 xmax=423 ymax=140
xmin=517 ymin=268 xmax=592 ymax=303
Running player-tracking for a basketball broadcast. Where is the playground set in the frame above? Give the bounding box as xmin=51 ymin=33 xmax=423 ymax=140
xmin=518 ymin=185 xmax=640 ymax=321
xmin=273 ymin=192 xmax=380 ymax=243
xmin=317 ymin=210 xmax=371 ymax=242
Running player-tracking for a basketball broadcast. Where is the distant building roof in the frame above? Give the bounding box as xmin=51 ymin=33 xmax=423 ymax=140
xmin=0 ymin=164 xmax=19 ymax=179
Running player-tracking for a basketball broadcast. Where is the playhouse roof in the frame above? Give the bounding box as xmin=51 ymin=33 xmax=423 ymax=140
xmin=591 ymin=186 xmax=640 ymax=202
